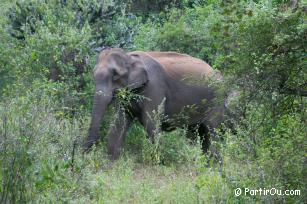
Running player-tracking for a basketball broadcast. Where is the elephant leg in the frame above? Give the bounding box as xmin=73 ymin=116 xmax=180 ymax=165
xmin=141 ymin=111 xmax=156 ymax=142
xmin=195 ymin=124 xmax=210 ymax=153
xmin=186 ymin=124 xmax=208 ymax=152
xmin=140 ymin=93 xmax=166 ymax=143
xmin=107 ymin=109 xmax=132 ymax=160
xmin=204 ymin=106 xmax=224 ymax=138
xmin=141 ymin=102 xmax=165 ymax=142
xmin=202 ymin=106 xmax=225 ymax=163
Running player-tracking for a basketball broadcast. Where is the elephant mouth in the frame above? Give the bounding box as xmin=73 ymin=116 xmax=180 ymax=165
xmin=114 ymin=85 xmax=147 ymax=101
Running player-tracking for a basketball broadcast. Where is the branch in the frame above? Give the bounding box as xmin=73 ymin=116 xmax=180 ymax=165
xmin=280 ymin=88 xmax=307 ymax=97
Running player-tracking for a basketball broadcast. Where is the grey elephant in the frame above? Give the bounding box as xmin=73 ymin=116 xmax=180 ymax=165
xmin=84 ymin=48 xmax=226 ymax=159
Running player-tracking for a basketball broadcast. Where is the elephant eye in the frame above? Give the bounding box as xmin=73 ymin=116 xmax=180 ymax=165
xmin=112 ymin=73 xmax=121 ymax=81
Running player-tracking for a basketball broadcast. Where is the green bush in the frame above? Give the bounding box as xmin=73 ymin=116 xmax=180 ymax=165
xmin=221 ymin=103 xmax=306 ymax=203
xmin=1 ymin=0 xmax=141 ymax=102
xmin=229 ymin=4 xmax=306 ymax=102
xmin=0 ymin=81 xmax=87 ymax=202
xmin=140 ymin=128 xmax=202 ymax=166
xmin=0 ymin=0 xmax=306 ymax=203
xmin=134 ymin=1 xmax=243 ymax=66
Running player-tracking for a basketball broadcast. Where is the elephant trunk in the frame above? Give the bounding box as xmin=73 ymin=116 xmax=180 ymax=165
xmin=84 ymin=89 xmax=112 ymax=150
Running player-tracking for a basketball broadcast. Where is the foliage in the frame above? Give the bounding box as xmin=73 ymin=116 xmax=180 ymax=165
xmin=134 ymin=1 xmax=243 ymax=66
xmin=0 ymin=81 xmax=88 ymax=202
xmin=1 ymin=0 xmax=141 ymax=102
xmin=0 ymin=0 xmax=306 ymax=203
xmin=220 ymin=102 xmax=306 ymax=203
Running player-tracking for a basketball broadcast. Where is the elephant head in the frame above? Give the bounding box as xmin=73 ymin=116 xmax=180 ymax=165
xmin=84 ymin=48 xmax=148 ymax=150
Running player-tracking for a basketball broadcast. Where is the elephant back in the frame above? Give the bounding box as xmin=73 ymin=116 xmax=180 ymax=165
xmin=145 ymin=51 xmax=222 ymax=82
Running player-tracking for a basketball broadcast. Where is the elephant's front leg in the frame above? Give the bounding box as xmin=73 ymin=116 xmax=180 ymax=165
xmin=141 ymin=112 xmax=156 ymax=142
xmin=141 ymin=98 xmax=165 ymax=143
xmin=107 ymin=109 xmax=132 ymax=160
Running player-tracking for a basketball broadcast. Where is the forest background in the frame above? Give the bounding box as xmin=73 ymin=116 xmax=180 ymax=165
xmin=0 ymin=0 xmax=306 ymax=203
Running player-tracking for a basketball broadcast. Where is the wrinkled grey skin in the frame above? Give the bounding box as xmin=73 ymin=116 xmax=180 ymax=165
xmin=84 ymin=48 xmax=225 ymax=160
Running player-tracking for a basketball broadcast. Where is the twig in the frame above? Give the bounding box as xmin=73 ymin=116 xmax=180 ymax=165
xmin=71 ymin=140 xmax=77 ymax=174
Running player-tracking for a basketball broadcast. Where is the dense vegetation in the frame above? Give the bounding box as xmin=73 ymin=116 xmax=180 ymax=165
xmin=0 ymin=0 xmax=306 ymax=203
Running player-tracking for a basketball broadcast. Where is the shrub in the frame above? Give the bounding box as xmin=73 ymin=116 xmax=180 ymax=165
xmin=2 ymin=0 xmax=141 ymax=104
xmin=220 ymin=103 xmax=306 ymax=203
xmin=134 ymin=1 xmax=243 ymax=67
xmin=1 ymin=0 xmax=305 ymax=203
xmin=0 ymin=81 xmax=83 ymax=202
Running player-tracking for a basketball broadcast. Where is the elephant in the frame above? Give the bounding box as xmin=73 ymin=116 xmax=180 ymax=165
xmin=84 ymin=48 xmax=226 ymax=160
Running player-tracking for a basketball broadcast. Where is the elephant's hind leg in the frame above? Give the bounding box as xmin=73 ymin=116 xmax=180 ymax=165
xmin=184 ymin=124 xmax=210 ymax=153
xmin=196 ymin=124 xmax=210 ymax=153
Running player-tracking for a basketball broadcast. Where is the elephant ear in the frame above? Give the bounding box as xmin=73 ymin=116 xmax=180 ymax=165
xmin=128 ymin=54 xmax=148 ymax=89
